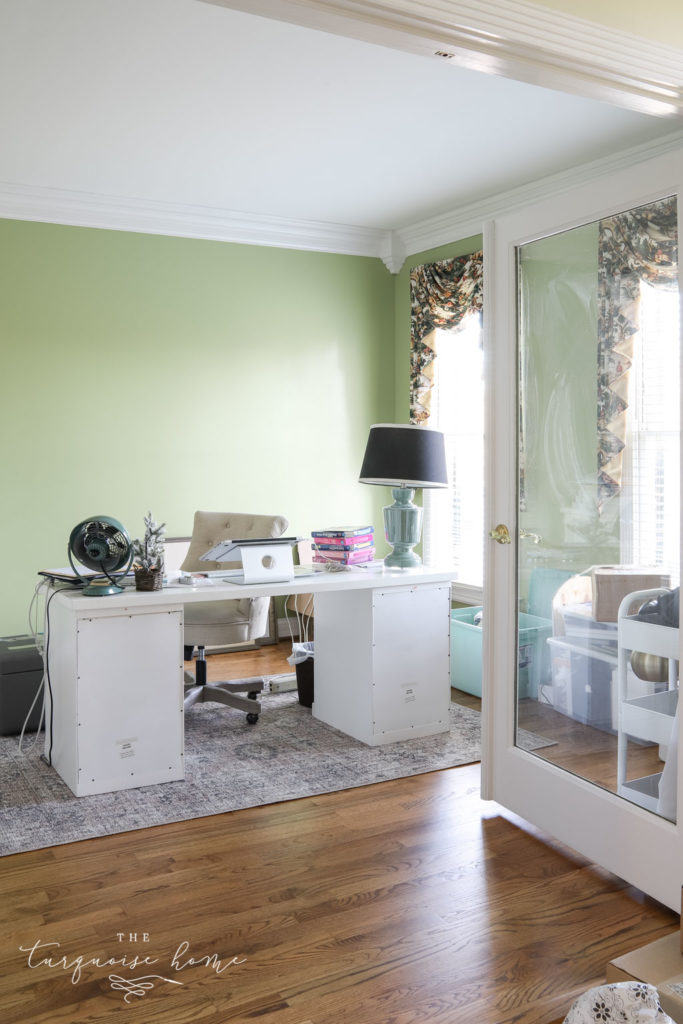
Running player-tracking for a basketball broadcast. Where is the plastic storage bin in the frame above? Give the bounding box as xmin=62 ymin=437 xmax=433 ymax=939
xmin=547 ymin=636 xmax=615 ymax=731
xmin=450 ymin=607 xmax=552 ymax=698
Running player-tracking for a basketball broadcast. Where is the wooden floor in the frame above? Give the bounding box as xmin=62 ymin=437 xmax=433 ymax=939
xmin=518 ymin=698 xmax=663 ymax=794
xmin=1 ymin=642 xmax=678 ymax=1024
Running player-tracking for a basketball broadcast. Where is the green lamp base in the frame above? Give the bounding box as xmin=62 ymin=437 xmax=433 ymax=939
xmin=383 ymin=487 xmax=423 ymax=568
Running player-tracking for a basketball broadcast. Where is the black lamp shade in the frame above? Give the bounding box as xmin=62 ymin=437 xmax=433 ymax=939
xmin=359 ymin=424 xmax=448 ymax=488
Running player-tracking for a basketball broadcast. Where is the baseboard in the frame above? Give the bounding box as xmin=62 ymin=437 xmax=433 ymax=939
xmin=276 ymin=617 xmax=310 ymax=641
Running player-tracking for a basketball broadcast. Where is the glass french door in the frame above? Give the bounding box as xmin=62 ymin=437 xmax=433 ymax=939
xmin=481 ymin=147 xmax=683 ymax=910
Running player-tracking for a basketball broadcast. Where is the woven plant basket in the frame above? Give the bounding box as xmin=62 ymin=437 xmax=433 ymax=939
xmin=134 ymin=566 xmax=163 ymax=592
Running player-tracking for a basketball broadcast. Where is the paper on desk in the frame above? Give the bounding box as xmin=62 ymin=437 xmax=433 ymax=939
xmin=39 ymin=566 xmax=98 ymax=581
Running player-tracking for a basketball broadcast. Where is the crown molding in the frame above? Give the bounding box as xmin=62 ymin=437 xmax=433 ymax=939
xmin=0 ymin=181 xmax=395 ymax=266
xmin=199 ymin=0 xmax=683 ymax=117
xmin=1 ymin=2 xmax=680 ymax=274
xmin=395 ymin=128 xmax=683 ymax=261
xmin=2 ymin=126 xmax=682 ymax=274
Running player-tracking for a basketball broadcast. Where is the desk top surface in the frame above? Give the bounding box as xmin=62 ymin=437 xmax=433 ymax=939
xmin=49 ymin=565 xmax=454 ymax=612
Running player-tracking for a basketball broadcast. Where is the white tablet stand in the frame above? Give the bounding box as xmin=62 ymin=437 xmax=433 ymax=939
xmin=199 ymin=536 xmax=299 ymax=584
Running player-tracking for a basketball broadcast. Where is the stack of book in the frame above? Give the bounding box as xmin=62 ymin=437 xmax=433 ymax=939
xmin=311 ymin=526 xmax=375 ymax=566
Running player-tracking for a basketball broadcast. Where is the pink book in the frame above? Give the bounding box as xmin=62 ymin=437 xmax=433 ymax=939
xmin=313 ymin=547 xmax=376 ymax=565
xmin=313 ymin=534 xmax=374 ymax=549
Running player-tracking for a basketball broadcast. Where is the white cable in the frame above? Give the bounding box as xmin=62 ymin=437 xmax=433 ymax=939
xmin=283 ymin=599 xmax=296 ymax=642
xmin=18 ymin=578 xmax=51 ymax=752
xmin=18 ymin=675 xmax=45 ymax=753
xmin=301 ymin=592 xmax=314 ymax=642
xmin=28 ymin=578 xmax=49 ymax=656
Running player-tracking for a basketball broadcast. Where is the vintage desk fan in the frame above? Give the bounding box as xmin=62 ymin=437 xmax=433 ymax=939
xmin=68 ymin=516 xmax=134 ymax=595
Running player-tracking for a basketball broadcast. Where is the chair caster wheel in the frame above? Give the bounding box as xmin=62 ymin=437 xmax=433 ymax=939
xmin=246 ymin=712 xmax=259 ymax=725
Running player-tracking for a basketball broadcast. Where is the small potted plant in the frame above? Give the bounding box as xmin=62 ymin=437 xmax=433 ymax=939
xmin=132 ymin=511 xmax=166 ymax=591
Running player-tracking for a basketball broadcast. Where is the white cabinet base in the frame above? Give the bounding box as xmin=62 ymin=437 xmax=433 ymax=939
xmin=313 ymin=582 xmax=451 ymax=746
xmin=46 ymin=601 xmax=185 ymax=796
xmin=44 ymin=567 xmax=454 ymax=792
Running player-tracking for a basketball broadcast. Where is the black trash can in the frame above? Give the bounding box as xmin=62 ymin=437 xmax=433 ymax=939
xmin=295 ymin=657 xmax=314 ymax=708
xmin=290 ymin=641 xmax=314 ymax=707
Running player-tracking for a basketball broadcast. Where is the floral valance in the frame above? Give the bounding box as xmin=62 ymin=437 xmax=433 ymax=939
xmin=597 ymin=196 xmax=678 ymax=508
xmin=410 ymin=251 xmax=483 ymax=423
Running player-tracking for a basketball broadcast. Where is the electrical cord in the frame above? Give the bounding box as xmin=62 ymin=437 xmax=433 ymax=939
xmin=16 ymin=579 xmax=50 ymax=754
xmin=40 ymin=585 xmax=67 ymax=768
xmin=284 ymin=589 xmax=314 ymax=644
xmin=25 ymin=581 xmax=71 ymax=767
xmin=18 ymin=672 xmax=45 ymax=754
xmin=24 ymin=566 xmax=122 ymax=762
xmin=28 ymin=578 xmax=49 ymax=656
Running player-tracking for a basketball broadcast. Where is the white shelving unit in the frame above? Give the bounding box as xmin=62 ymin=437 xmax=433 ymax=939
xmin=617 ymin=589 xmax=679 ymax=813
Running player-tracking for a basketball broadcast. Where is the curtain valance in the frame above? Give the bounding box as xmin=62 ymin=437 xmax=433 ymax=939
xmin=597 ymin=196 xmax=678 ymax=507
xmin=409 ymin=251 xmax=483 ymax=423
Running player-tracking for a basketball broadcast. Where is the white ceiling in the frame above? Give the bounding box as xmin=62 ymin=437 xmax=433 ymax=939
xmin=0 ymin=0 xmax=679 ymax=235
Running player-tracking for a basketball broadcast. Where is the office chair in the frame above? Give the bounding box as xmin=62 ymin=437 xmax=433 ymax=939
xmin=181 ymin=511 xmax=288 ymax=723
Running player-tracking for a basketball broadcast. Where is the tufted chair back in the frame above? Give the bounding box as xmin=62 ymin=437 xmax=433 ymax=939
xmin=181 ymin=511 xmax=289 ymax=648
xmin=181 ymin=512 xmax=289 ymax=573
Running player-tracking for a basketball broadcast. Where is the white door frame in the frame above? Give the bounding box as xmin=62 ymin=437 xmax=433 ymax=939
xmin=481 ymin=146 xmax=683 ymax=911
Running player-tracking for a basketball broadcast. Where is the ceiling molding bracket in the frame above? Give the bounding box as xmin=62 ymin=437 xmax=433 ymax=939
xmin=199 ymin=0 xmax=683 ymax=117
xmin=380 ymin=231 xmax=407 ymax=274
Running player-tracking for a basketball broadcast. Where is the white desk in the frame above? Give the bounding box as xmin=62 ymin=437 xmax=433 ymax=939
xmin=44 ymin=566 xmax=452 ymax=796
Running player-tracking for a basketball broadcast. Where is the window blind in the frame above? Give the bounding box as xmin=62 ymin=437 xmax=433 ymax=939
xmin=621 ymin=281 xmax=680 ymax=585
xmin=423 ymin=316 xmax=484 ymax=586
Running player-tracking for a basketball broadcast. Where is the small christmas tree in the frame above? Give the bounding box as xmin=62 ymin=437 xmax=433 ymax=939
xmin=133 ymin=511 xmax=166 ymax=574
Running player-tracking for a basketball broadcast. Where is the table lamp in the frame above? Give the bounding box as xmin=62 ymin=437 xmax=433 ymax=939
xmin=359 ymin=423 xmax=448 ymax=568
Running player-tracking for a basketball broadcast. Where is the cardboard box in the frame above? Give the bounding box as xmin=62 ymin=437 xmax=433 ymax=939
xmin=591 ymin=567 xmax=670 ymax=622
xmin=606 ymin=931 xmax=683 ymax=1023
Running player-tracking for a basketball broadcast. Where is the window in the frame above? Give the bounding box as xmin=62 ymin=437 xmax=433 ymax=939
xmin=423 ymin=313 xmax=484 ymax=594
xmin=621 ymin=281 xmax=680 ymax=585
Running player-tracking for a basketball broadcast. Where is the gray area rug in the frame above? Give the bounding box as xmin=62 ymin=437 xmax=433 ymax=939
xmin=0 ymin=694 xmax=553 ymax=856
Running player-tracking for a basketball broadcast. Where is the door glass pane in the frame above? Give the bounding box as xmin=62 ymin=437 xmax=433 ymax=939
xmin=515 ymin=196 xmax=680 ymax=821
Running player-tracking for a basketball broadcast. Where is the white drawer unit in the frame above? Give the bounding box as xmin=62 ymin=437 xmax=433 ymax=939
xmin=313 ymin=582 xmax=451 ymax=746
xmin=45 ymin=600 xmax=185 ymax=796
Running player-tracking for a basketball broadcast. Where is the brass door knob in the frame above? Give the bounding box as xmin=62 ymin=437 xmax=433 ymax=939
xmin=489 ymin=523 xmax=512 ymax=544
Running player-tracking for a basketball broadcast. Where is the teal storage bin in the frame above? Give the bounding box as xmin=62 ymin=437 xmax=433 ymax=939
xmin=450 ymin=607 xmax=552 ymax=698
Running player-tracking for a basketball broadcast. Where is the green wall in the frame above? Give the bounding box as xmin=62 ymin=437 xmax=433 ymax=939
xmin=0 ymin=219 xmax=395 ymax=634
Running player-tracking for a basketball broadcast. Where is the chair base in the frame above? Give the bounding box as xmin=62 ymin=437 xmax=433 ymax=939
xmin=183 ymin=671 xmax=263 ymax=723
xmin=183 ymin=645 xmax=265 ymax=723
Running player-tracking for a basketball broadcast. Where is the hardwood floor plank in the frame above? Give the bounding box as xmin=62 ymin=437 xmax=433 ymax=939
xmin=2 ymin=644 xmax=678 ymax=1023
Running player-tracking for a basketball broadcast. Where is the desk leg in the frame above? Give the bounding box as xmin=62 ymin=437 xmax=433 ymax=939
xmin=313 ymin=583 xmax=450 ymax=746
